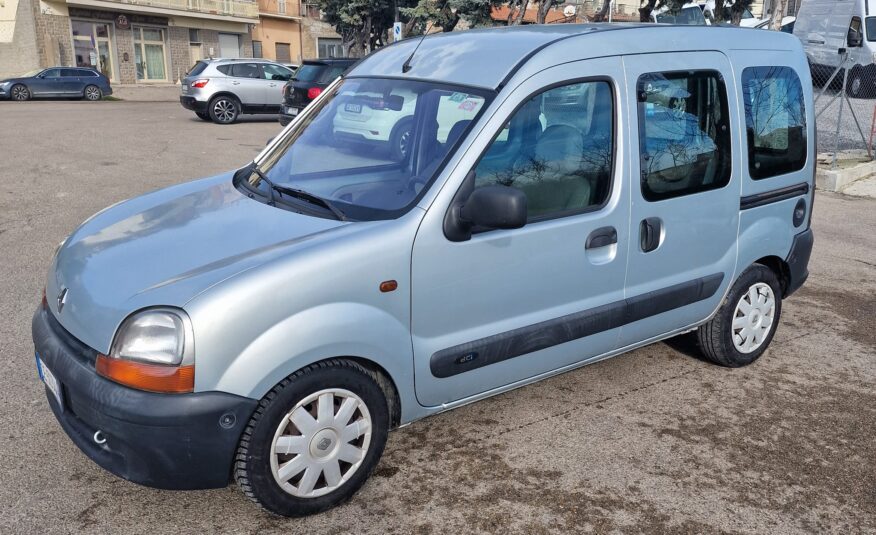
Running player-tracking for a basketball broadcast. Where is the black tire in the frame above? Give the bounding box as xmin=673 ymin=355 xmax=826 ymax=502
xmin=846 ymin=67 xmax=869 ymax=99
xmin=195 ymin=111 xmax=211 ymax=121
xmin=389 ymin=118 xmax=413 ymax=161
xmin=208 ymin=95 xmax=240 ymax=124
xmin=697 ymin=264 xmax=782 ymax=368
xmin=10 ymin=84 xmax=30 ymax=101
xmin=83 ymin=84 xmax=102 ymax=101
xmin=234 ymin=359 xmax=390 ymax=517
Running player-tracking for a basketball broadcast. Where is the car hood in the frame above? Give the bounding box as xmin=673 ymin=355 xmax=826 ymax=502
xmin=47 ymin=172 xmax=347 ymax=353
xmin=0 ymin=77 xmax=27 ymax=84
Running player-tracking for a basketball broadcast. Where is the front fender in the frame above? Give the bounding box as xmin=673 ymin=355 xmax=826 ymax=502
xmin=211 ymin=302 xmax=419 ymax=423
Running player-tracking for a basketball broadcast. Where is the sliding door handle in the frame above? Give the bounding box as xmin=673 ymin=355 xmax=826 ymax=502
xmin=640 ymin=217 xmax=663 ymax=253
xmin=586 ymin=226 xmax=618 ymax=249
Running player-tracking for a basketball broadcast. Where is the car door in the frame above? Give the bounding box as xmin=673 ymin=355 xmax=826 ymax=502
xmin=617 ymin=52 xmax=740 ymax=349
xmin=411 ymin=57 xmax=631 ymax=407
xmin=260 ymin=64 xmax=292 ymax=108
xmin=61 ymin=69 xmax=85 ymax=95
xmin=229 ymin=62 xmax=265 ymax=109
xmin=29 ymin=68 xmax=62 ymax=96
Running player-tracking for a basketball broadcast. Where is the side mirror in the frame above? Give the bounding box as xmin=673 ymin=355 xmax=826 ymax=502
xmin=848 ymin=27 xmax=863 ymax=47
xmin=444 ymin=171 xmax=527 ymax=242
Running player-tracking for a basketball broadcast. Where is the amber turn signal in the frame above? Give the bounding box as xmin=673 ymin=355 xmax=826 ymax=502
xmin=96 ymin=354 xmax=194 ymax=393
xmin=379 ymin=280 xmax=398 ymax=293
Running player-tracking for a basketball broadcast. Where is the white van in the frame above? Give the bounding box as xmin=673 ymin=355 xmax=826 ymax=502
xmin=793 ymin=0 xmax=873 ymax=98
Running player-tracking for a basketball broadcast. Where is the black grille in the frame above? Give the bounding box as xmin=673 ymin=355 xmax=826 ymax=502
xmin=45 ymin=306 xmax=99 ymax=365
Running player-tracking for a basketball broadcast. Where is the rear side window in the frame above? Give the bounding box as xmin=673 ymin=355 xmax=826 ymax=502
xmin=60 ymin=69 xmax=79 ymax=77
xmin=637 ymin=70 xmax=731 ymax=201
xmin=76 ymin=69 xmax=98 ymax=77
xmin=473 ymin=80 xmax=614 ymax=220
xmin=231 ymin=63 xmax=261 ymax=79
xmin=742 ymin=66 xmax=806 ymax=180
xmin=216 ymin=65 xmax=232 ymax=75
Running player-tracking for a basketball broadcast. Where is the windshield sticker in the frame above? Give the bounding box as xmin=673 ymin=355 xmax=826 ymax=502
xmin=458 ymin=100 xmax=479 ymax=112
xmin=448 ymin=92 xmax=468 ymax=103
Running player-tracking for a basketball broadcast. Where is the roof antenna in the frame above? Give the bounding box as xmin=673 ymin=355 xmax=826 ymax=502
xmin=402 ymin=1 xmax=451 ymax=73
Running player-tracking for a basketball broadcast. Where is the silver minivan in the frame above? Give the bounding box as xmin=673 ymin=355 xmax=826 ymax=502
xmin=33 ymin=24 xmax=814 ymax=517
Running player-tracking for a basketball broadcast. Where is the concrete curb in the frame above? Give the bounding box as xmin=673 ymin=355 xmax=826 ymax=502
xmin=816 ymin=159 xmax=876 ymax=192
xmin=110 ymin=84 xmax=179 ymax=102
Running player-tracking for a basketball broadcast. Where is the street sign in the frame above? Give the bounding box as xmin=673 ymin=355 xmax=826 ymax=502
xmin=393 ymin=22 xmax=403 ymax=43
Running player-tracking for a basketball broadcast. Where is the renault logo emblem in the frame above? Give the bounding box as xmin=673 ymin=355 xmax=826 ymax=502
xmin=316 ymin=437 xmax=332 ymax=451
xmin=57 ymin=287 xmax=68 ymax=312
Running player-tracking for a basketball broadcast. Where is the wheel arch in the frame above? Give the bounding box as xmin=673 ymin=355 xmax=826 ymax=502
xmin=209 ymin=92 xmax=242 ymax=104
xmin=753 ymin=255 xmax=790 ymax=297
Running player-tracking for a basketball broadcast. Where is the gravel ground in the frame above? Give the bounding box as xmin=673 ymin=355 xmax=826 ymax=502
xmin=0 ymin=101 xmax=874 ymax=534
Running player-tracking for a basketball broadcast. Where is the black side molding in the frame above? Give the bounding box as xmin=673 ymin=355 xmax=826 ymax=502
xmin=784 ymin=228 xmax=814 ymax=297
xmin=430 ymin=273 xmax=724 ymax=378
xmin=740 ymin=182 xmax=810 ymax=210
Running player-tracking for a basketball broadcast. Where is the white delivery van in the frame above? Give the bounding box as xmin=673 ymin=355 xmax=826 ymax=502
xmin=794 ymin=0 xmax=873 ymax=98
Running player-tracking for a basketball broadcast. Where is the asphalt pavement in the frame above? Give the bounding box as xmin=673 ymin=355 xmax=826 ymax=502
xmin=0 ymin=101 xmax=874 ymax=534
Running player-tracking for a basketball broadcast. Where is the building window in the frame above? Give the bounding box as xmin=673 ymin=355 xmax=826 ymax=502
xmin=189 ymin=29 xmax=200 ymax=43
xmin=742 ymin=66 xmax=806 ymax=180
xmin=275 ymin=42 xmax=291 ymax=63
xmin=252 ymin=40 xmax=263 ymax=58
xmin=278 ymin=0 xmax=286 ymax=14
xmin=637 ymin=70 xmax=731 ymax=201
xmin=317 ymin=37 xmax=343 ymax=58
xmin=474 ymin=81 xmax=613 ymax=220
xmin=133 ymin=27 xmax=168 ymax=81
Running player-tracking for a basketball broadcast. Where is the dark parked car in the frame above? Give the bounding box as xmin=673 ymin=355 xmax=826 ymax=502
xmin=279 ymin=58 xmax=356 ymax=125
xmin=0 ymin=67 xmax=112 ymax=101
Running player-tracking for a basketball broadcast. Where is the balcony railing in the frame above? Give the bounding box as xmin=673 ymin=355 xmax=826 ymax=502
xmin=95 ymin=0 xmax=260 ymax=19
xmin=259 ymin=0 xmax=299 ymax=17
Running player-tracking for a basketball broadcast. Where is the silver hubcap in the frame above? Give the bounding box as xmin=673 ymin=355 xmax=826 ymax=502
xmin=213 ymin=99 xmax=236 ymax=122
xmin=732 ymin=282 xmax=776 ymax=354
xmin=398 ymin=130 xmax=410 ymax=157
xmin=270 ymin=388 xmax=372 ymax=498
xmin=86 ymin=87 xmax=100 ymax=100
xmin=12 ymin=86 xmax=27 ymax=100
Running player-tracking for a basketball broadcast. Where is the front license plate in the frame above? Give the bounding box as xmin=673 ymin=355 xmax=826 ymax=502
xmin=36 ymin=354 xmax=63 ymax=410
xmin=344 ymin=103 xmax=362 ymax=113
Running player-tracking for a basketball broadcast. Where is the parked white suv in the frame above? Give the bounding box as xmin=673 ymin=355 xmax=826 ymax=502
xmin=180 ymin=59 xmax=294 ymax=124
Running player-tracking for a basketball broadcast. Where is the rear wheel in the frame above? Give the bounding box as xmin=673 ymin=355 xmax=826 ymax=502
xmin=209 ymin=95 xmax=239 ymax=124
xmin=697 ymin=264 xmax=782 ymax=367
xmin=11 ymin=84 xmax=30 ymax=101
xmin=235 ymin=359 xmax=389 ymax=517
xmin=83 ymin=85 xmax=102 ymax=101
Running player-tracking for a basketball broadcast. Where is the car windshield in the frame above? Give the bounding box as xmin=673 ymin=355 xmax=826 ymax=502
xmin=19 ymin=68 xmax=44 ymax=78
xmin=246 ymin=77 xmax=493 ymax=220
xmin=293 ymin=64 xmax=325 ymax=82
xmin=656 ymin=6 xmax=705 ymax=24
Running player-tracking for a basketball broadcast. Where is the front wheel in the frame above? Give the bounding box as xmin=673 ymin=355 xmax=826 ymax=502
xmin=846 ymin=67 xmax=870 ymax=99
xmin=11 ymin=84 xmax=30 ymax=101
xmin=235 ymin=359 xmax=389 ymax=516
xmin=697 ymin=264 xmax=782 ymax=367
xmin=83 ymin=85 xmax=102 ymax=101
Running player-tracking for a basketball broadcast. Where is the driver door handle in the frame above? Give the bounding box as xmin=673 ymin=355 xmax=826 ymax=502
xmin=585 ymin=226 xmax=618 ymax=249
xmin=640 ymin=217 xmax=663 ymax=253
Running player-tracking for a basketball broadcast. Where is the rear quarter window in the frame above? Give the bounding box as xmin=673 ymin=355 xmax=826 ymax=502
xmin=216 ymin=64 xmax=232 ymax=75
xmin=742 ymin=66 xmax=807 ymax=180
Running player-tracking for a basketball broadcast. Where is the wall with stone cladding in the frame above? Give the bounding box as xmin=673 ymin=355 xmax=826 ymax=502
xmin=0 ymin=0 xmax=40 ymax=77
xmin=167 ymin=25 xmax=189 ymax=82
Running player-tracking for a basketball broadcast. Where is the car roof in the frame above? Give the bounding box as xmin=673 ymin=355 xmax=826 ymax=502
xmin=301 ymin=58 xmax=357 ymax=65
xmin=206 ymin=58 xmax=283 ymax=64
xmin=347 ymin=23 xmax=803 ymax=90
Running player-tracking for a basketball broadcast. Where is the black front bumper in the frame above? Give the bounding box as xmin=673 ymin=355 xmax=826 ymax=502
xmin=32 ymin=305 xmax=258 ymax=490
xmin=180 ymin=96 xmax=207 ymax=113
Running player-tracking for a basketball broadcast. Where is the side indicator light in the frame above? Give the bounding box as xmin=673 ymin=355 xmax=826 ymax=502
xmin=379 ymin=280 xmax=398 ymax=293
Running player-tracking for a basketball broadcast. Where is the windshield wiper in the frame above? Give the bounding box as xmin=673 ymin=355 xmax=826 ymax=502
xmin=248 ymin=164 xmax=347 ymax=221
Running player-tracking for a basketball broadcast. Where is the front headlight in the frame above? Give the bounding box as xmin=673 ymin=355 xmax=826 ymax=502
xmin=97 ymin=308 xmax=195 ymax=393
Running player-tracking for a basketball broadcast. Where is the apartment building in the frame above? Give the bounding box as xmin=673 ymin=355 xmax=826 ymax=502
xmin=0 ymin=0 xmax=258 ymax=82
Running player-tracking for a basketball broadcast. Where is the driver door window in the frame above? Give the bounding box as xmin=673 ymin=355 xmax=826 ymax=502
xmin=472 ymin=80 xmax=614 ymax=220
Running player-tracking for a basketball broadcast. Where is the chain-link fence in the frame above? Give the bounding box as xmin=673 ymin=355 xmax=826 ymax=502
xmin=809 ymin=50 xmax=875 ymax=167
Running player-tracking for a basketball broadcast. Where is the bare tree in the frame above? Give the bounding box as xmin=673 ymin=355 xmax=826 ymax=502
xmin=591 ymin=0 xmax=612 ymax=22
xmin=639 ymin=0 xmax=658 ymax=22
xmin=536 ymin=0 xmax=563 ymax=24
xmin=712 ymin=0 xmax=726 ymax=23
xmin=769 ymin=0 xmax=788 ymax=30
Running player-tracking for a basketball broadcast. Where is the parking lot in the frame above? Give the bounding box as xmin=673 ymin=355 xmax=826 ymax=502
xmin=0 ymin=100 xmax=874 ymax=534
